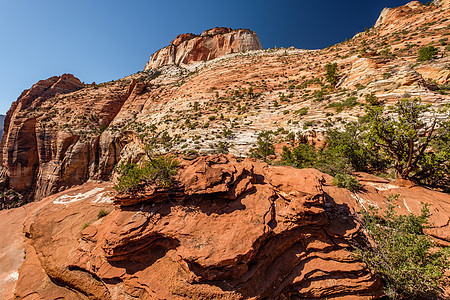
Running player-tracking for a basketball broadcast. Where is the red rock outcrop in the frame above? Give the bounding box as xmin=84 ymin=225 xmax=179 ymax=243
xmin=0 ymin=74 xmax=84 ymax=193
xmin=0 ymin=206 xmax=26 ymax=299
xmin=9 ymin=155 xmax=450 ymax=299
xmin=375 ymin=1 xmax=425 ymax=30
xmin=0 ymin=74 xmax=143 ymax=203
xmin=144 ymin=27 xmax=263 ymax=70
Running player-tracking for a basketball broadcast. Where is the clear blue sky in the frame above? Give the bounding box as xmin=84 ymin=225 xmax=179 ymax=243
xmin=0 ymin=0 xmax=426 ymax=114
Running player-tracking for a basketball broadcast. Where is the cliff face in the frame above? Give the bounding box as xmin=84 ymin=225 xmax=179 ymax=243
xmin=1 ymin=0 xmax=450 ymax=205
xmin=144 ymin=27 xmax=263 ymax=70
xmin=0 ymin=74 xmax=84 ymax=193
xmin=0 ymin=74 xmax=147 ymax=202
xmin=0 ymin=1 xmax=449 ymax=298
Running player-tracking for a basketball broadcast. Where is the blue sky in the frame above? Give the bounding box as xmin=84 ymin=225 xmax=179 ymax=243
xmin=0 ymin=0 xmax=426 ymax=114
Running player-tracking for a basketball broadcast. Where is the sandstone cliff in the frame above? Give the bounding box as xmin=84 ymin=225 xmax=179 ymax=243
xmin=4 ymin=2 xmax=450 ymax=210
xmin=0 ymin=74 xmax=84 ymax=193
xmin=144 ymin=27 xmax=263 ymax=70
xmin=1 ymin=1 xmax=449 ymax=206
xmin=0 ymin=74 xmax=149 ymax=202
xmin=0 ymin=1 xmax=449 ymax=298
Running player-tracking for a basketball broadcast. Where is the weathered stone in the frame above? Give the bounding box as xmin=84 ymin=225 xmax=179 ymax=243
xmin=144 ymin=27 xmax=263 ymax=70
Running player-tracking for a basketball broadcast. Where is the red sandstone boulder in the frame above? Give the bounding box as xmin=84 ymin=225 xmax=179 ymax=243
xmin=14 ymin=156 xmax=385 ymax=299
xmin=4 ymin=155 xmax=449 ymax=299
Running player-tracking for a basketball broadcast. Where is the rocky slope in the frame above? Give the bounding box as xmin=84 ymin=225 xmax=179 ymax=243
xmin=0 ymin=1 xmax=449 ymax=298
xmin=144 ymin=27 xmax=263 ymax=70
xmin=1 ymin=0 xmax=449 ymax=206
xmin=1 ymin=2 xmax=450 ymax=206
xmin=1 ymin=155 xmax=449 ymax=299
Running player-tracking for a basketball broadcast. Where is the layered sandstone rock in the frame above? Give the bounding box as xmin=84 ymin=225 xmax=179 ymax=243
xmin=415 ymin=59 xmax=450 ymax=85
xmin=0 ymin=1 xmax=449 ymax=207
xmin=144 ymin=27 xmax=263 ymax=70
xmin=0 ymin=74 xmax=84 ymax=193
xmin=8 ymin=155 xmax=450 ymax=299
xmin=375 ymin=1 xmax=425 ymax=29
xmin=0 ymin=74 xmax=142 ymax=202
xmin=13 ymin=156 xmax=382 ymax=299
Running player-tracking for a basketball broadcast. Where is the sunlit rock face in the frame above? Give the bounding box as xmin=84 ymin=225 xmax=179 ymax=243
xmin=144 ymin=27 xmax=263 ymax=70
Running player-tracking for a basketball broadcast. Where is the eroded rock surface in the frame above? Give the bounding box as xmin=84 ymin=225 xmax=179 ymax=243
xmin=10 ymin=155 xmax=450 ymax=299
xmin=144 ymin=27 xmax=263 ymax=70
xmin=0 ymin=74 xmax=143 ymax=204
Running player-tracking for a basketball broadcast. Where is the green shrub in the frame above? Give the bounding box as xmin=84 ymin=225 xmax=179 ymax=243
xmin=313 ymin=90 xmax=325 ymax=101
xmin=114 ymin=155 xmax=179 ymax=193
xmin=323 ymin=122 xmax=385 ymax=173
xmin=365 ymin=93 xmax=381 ymax=106
xmin=355 ymin=83 xmax=365 ymax=90
xmin=364 ymin=98 xmax=449 ymax=185
xmin=325 ymin=63 xmax=338 ymax=86
xmin=273 ymin=100 xmax=279 ymax=107
xmin=281 ymin=143 xmax=317 ymax=168
xmin=417 ymin=46 xmax=438 ymax=61
xmin=343 ymin=96 xmax=358 ymax=108
xmin=332 ymin=173 xmax=361 ymax=192
xmin=250 ymin=131 xmax=275 ymax=162
xmin=355 ymin=199 xmax=449 ymax=299
xmin=215 ymin=141 xmax=230 ymax=154
xmin=144 ymin=156 xmax=179 ymax=188
xmin=295 ymin=107 xmax=309 ymax=116
xmin=114 ymin=162 xmax=142 ymax=193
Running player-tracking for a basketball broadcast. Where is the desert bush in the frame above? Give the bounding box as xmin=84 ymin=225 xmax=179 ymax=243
xmin=114 ymin=155 xmax=179 ymax=193
xmin=355 ymin=198 xmax=449 ymax=299
xmin=365 ymin=93 xmax=381 ymax=106
xmin=417 ymin=46 xmax=438 ymax=61
xmin=281 ymin=143 xmax=317 ymax=168
xmin=97 ymin=208 xmax=110 ymax=219
xmin=332 ymin=173 xmax=362 ymax=192
xmin=364 ymin=98 xmax=449 ymax=185
xmin=325 ymin=62 xmax=338 ymax=86
xmin=322 ymin=122 xmax=385 ymax=173
xmin=114 ymin=162 xmax=142 ymax=193
xmin=295 ymin=107 xmax=309 ymax=116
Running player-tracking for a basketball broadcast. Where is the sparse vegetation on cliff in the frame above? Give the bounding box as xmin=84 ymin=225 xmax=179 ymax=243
xmin=277 ymin=98 xmax=449 ymax=190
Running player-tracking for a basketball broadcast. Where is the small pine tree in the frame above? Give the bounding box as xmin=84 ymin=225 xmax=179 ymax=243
xmin=325 ymin=63 xmax=338 ymax=86
xmin=250 ymin=131 xmax=275 ymax=162
xmin=417 ymin=46 xmax=438 ymax=61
